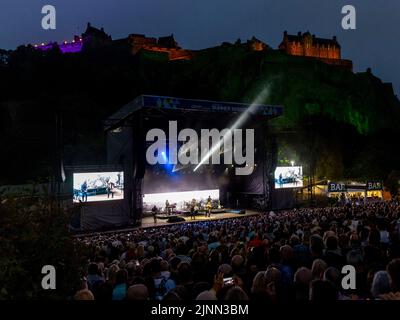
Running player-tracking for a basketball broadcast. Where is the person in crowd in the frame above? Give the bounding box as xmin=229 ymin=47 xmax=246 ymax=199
xmin=126 ymin=284 xmax=149 ymax=300
xmin=387 ymin=258 xmax=400 ymax=292
xmin=74 ymin=289 xmax=95 ymax=300
xmin=112 ymin=269 xmax=128 ymax=300
xmin=86 ymin=263 xmax=104 ymax=294
xmin=293 ymin=267 xmax=312 ymax=301
xmin=224 ymin=286 xmax=249 ymax=300
xmin=311 ymin=259 xmax=328 ymax=280
xmin=74 ymin=199 xmax=400 ymax=301
xmin=370 ymin=271 xmax=391 ymax=299
xmin=150 ymin=258 xmax=176 ymax=300
xmin=309 ymin=279 xmax=338 ymax=302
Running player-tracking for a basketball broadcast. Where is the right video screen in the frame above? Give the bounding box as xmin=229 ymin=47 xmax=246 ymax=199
xmin=274 ymin=166 xmax=303 ymax=188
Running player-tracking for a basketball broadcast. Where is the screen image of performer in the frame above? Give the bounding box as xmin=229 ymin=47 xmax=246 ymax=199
xmin=107 ymin=180 xmax=115 ymax=199
xmin=81 ymin=181 xmax=88 ymax=202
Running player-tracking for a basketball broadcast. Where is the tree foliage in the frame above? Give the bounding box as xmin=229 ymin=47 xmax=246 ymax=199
xmin=0 ymin=196 xmax=85 ymax=299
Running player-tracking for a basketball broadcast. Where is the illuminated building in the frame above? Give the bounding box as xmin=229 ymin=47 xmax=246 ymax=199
xmin=279 ymin=31 xmax=353 ymax=71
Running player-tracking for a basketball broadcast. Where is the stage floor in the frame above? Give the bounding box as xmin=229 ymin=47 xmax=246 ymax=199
xmin=74 ymin=209 xmax=261 ymax=237
xmin=141 ymin=209 xmax=260 ymax=228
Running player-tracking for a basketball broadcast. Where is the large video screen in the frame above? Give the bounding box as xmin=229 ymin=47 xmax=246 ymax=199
xmin=274 ymin=166 xmax=303 ymax=189
xmin=73 ymin=172 xmax=124 ymax=203
xmin=143 ymin=189 xmax=219 ymax=211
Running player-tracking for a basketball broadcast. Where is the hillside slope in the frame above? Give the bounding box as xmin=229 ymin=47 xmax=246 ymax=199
xmin=0 ymin=45 xmax=399 ymax=183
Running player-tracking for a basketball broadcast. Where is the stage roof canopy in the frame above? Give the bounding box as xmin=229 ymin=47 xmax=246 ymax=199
xmin=105 ymin=95 xmax=283 ymax=130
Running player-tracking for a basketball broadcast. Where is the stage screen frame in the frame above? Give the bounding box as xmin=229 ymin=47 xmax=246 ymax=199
xmin=73 ymin=171 xmax=124 ymax=203
xmin=274 ymin=166 xmax=303 ymax=189
xmin=143 ymin=189 xmax=219 ymax=211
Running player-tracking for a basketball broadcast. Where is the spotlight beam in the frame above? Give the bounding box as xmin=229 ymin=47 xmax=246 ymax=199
xmin=193 ymin=86 xmax=271 ymax=172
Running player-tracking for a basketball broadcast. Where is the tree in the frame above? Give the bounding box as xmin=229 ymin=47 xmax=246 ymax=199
xmin=0 ymin=196 xmax=85 ymax=299
xmin=385 ymin=171 xmax=400 ymax=197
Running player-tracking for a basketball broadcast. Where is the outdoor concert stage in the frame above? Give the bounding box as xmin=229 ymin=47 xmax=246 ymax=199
xmin=141 ymin=209 xmax=259 ymax=228
xmin=69 ymin=95 xmax=283 ymax=231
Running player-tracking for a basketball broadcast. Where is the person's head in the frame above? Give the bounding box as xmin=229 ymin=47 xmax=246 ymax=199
xmin=87 ymin=262 xmax=99 ymax=276
xmin=169 ymin=256 xmax=182 ymax=272
xmin=323 ymin=231 xmax=336 ymax=243
xmin=149 ymin=258 xmax=162 ymax=276
xmin=325 ymin=236 xmax=339 ymax=251
xmin=107 ymin=264 xmax=120 ymax=284
xmin=218 ymin=264 xmax=233 ymax=277
xmin=310 ymin=235 xmax=324 ymax=257
xmin=73 ymin=289 xmax=95 ymax=300
xmin=323 ymin=267 xmax=341 ymax=288
xmin=265 ymin=267 xmax=282 ymax=284
xmin=349 ymin=233 xmax=360 ymax=248
xmin=115 ymin=269 xmax=128 ymax=285
xmin=177 ymin=262 xmax=193 ymax=284
xmin=163 ymin=285 xmax=187 ymax=301
xmin=294 ymin=267 xmax=312 ymax=287
xmin=196 ymin=290 xmax=217 ymax=300
xmin=311 ymin=259 xmax=328 ymax=280
xmin=280 ymin=245 xmax=293 ymax=263
xmin=264 ymin=267 xmax=282 ymax=299
xmin=387 ymin=258 xmax=400 ymax=291
xmin=231 ymin=255 xmax=245 ymax=273
xmin=94 ymin=282 xmax=113 ymax=301
xmin=160 ymin=259 xmax=169 ymax=272
xmin=251 ymin=271 xmax=266 ymax=294
xmin=293 ymin=267 xmax=312 ymax=301
xmin=126 ymin=284 xmax=149 ymax=300
xmin=346 ymin=250 xmax=363 ymax=267
xmin=371 ymin=271 xmax=391 ymax=299
xmin=368 ymin=229 xmax=381 ymax=247
xmin=224 ymin=286 xmax=249 ymax=301
xmin=289 ymin=234 xmax=300 ymax=247
xmin=309 ymin=280 xmax=338 ymax=302
xmin=136 ymin=245 xmax=145 ymax=259
xmin=192 ymin=282 xmax=212 ymax=298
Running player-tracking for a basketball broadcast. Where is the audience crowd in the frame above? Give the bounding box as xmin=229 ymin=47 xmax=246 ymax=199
xmin=75 ymin=200 xmax=400 ymax=301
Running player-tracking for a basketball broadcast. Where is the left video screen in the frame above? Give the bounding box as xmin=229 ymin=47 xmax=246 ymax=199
xmin=73 ymin=172 xmax=124 ymax=203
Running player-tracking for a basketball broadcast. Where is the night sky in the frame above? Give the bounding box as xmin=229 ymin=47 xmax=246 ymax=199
xmin=1 ymin=0 xmax=399 ymax=94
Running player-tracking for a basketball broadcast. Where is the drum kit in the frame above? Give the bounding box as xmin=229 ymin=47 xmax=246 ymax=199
xmin=165 ymin=203 xmax=177 ymax=215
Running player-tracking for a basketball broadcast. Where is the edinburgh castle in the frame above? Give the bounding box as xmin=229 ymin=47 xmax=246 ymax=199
xmin=31 ymin=24 xmax=353 ymax=71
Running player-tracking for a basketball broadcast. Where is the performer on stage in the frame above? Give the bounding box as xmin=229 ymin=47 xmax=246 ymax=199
xmin=190 ymin=204 xmax=195 ymax=220
xmin=165 ymin=200 xmax=171 ymax=215
xmin=206 ymin=199 xmax=212 ymax=218
xmin=151 ymin=205 xmax=158 ymax=223
xmin=190 ymin=198 xmax=197 ymax=220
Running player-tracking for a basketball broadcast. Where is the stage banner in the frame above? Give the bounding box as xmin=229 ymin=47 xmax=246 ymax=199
xmin=143 ymin=95 xmax=284 ymax=117
xmin=327 ymin=182 xmax=347 ymax=193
